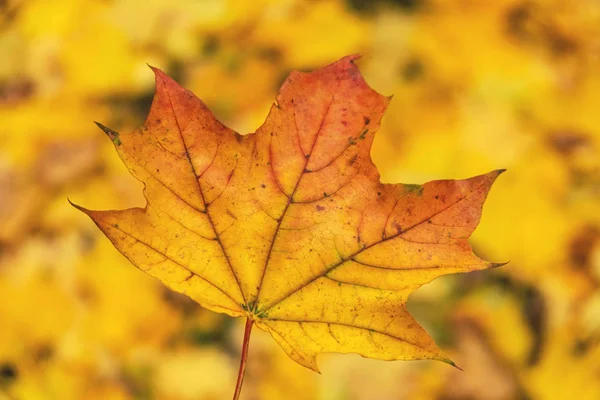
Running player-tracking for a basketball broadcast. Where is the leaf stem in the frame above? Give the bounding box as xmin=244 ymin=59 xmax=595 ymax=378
xmin=232 ymin=318 xmax=254 ymax=400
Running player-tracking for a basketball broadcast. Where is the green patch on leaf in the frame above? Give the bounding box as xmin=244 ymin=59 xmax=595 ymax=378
xmin=404 ymin=184 xmax=424 ymax=196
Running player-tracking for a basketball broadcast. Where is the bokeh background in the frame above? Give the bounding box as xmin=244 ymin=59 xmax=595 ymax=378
xmin=1 ymin=0 xmax=600 ymax=399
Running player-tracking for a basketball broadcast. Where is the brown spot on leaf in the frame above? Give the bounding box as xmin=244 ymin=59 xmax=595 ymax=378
xmin=348 ymin=154 xmax=358 ymax=166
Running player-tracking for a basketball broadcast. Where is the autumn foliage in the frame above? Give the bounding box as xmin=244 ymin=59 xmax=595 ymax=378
xmin=2 ymin=1 xmax=600 ymax=399
xmin=73 ymin=56 xmax=502 ymax=396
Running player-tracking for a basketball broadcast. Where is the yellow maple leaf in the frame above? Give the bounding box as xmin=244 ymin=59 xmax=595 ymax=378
xmin=72 ymin=55 xmax=502 ymax=397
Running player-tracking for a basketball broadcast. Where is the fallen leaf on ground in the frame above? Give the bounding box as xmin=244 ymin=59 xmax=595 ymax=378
xmin=73 ymin=55 xmax=502 ymax=371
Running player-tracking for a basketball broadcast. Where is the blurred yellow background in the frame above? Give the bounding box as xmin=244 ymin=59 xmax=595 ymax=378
xmin=1 ymin=0 xmax=599 ymax=399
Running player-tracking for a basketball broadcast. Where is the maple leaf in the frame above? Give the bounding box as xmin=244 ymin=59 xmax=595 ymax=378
xmin=72 ymin=55 xmax=502 ymax=387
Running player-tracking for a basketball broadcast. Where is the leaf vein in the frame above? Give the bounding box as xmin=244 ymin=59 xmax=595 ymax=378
xmin=254 ymin=82 xmax=341 ymax=301
xmin=108 ymin=223 xmax=239 ymax=305
xmin=267 ymin=319 xmax=421 ymax=349
xmin=262 ymin=176 xmax=493 ymax=311
xmin=162 ymin=82 xmax=245 ymax=303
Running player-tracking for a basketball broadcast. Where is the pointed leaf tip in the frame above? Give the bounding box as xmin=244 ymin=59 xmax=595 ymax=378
xmin=94 ymin=122 xmax=121 ymax=146
xmin=147 ymin=65 xmax=169 ymax=81
xmin=147 ymin=64 xmax=162 ymax=74
xmin=345 ymin=53 xmax=362 ymax=63
xmin=67 ymin=198 xmax=88 ymax=214
xmin=447 ymin=359 xmax=464 ymax=371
